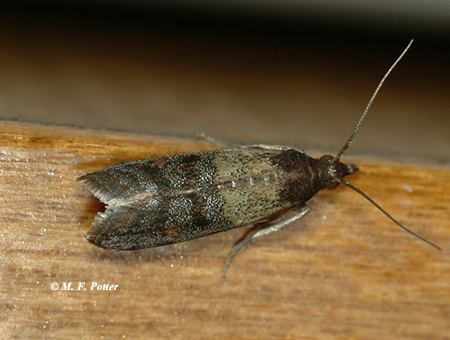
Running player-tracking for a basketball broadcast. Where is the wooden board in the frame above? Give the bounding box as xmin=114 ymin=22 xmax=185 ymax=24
xmin=1 ymin=121 xmax=449 ymax=339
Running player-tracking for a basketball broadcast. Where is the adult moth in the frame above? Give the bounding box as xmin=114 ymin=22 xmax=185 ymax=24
xmin=79 ymin=40 xmax=441 ymax=278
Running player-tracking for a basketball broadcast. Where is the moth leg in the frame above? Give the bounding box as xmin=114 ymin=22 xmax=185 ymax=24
xmin=195 ymin=137 xmax=302 ymax=152
xmin=241 ymin=144 xmax=304 ymax=153
xmin=194 ymin=132 xmax=239 ymax=148
xmin=222 ymin=205 xmax=311 ymax=279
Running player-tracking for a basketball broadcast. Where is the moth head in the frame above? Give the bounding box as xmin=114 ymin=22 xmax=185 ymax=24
xmin=319 ymin=154 xmax=358 ymax=190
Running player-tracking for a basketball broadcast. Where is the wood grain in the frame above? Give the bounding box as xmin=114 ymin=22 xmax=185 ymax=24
xmin=1 ymin=121 xmax=449 ymax=340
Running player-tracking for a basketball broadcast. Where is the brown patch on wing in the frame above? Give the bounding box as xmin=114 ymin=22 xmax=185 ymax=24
xmin=165 ymin=225 xmax=180 ymax=238
xmin=153 ymin=156 xmax=168 ymax=165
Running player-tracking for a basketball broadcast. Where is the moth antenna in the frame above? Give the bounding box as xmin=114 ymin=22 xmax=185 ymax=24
xmin=335 ymin=177 xmax=442 ymax=251
xmin=332 ymin=39 xmax=414 ymax=165
xmin=330 ymin=40 xmax=441 ymax=251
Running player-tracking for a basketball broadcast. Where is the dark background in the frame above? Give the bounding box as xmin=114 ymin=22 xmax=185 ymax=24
xmin=1 ymin=0 xmax=449 ymax=163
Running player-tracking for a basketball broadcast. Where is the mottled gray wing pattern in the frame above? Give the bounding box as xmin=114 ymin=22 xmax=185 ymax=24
xmin=80 ymin=147 xmax=307 ymax=250
xmin=79 ymin=148 xmax=286 ymax=202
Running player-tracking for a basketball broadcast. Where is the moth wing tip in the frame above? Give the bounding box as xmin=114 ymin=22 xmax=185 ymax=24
xmin=77 ymin=175 xmax=88 ymax=182
xmin=86 ymin=231 xmax=102 ymax=247
xmin=78 ymin=173 xmax=110 ymax=202
xmin=85 ymin=221 xmax=115 ymax=249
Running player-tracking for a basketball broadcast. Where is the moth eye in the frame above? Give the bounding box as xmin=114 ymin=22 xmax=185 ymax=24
xmin=320 ymin=155 xmax=334 ymax=163
xmin=325 ymin=180 xmax=339 ymax=190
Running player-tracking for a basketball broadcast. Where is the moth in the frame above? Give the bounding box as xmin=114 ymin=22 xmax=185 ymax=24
xmin=79 ymin=40 xmax=441 ymax=278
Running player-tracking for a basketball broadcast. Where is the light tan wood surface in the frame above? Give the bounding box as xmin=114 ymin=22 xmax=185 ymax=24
xmin=1 ymin=121 xmax=449 ymax=339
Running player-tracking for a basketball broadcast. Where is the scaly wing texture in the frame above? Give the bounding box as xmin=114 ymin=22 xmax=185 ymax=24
xmin=79 ymin=148 xmax=311 ymax=250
